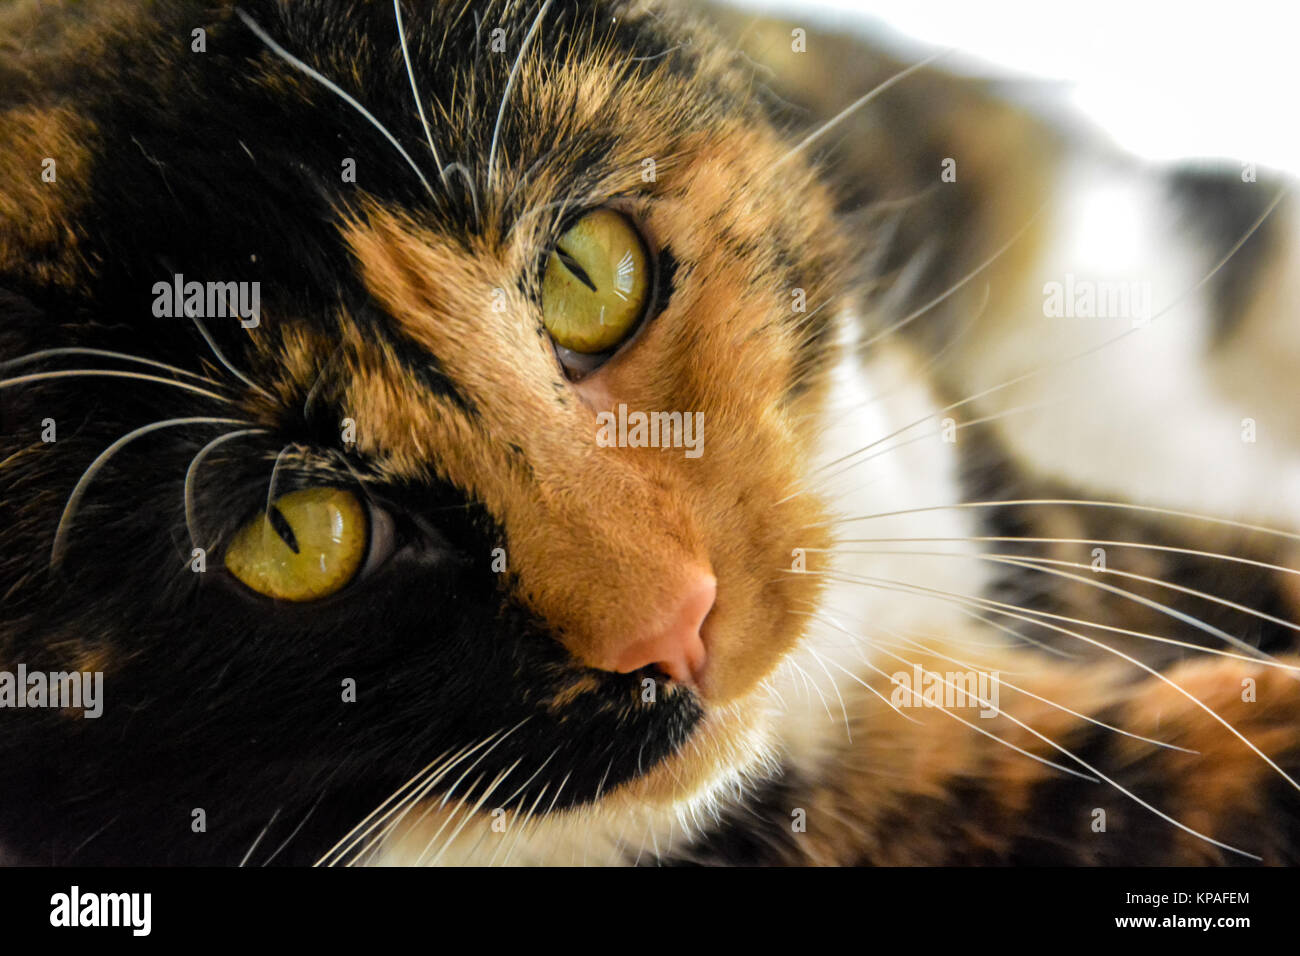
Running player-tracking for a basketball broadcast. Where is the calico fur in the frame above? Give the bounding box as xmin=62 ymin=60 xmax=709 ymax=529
xmin=1 ymin=0 xmax=1298 ymax=866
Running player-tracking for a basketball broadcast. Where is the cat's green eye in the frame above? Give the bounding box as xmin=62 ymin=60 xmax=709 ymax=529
xmin=541 ymin=208 xmax=651 ymax=355
xmin=224 ymin=487 xmax=367 ymax=602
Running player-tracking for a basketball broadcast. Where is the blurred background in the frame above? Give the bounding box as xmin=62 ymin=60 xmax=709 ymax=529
xmin=722 ymin=0 xmax=1300 ymax=174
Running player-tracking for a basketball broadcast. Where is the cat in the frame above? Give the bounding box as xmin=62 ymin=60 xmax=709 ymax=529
xmin=1 ymin=0 xmax=1298 ymax=866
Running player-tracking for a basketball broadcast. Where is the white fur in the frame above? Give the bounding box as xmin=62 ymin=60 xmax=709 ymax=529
xmin=769 ymin=313 xmax=991 ymax=780
xmin=948 ymin=155 xmax=1300 ymax=530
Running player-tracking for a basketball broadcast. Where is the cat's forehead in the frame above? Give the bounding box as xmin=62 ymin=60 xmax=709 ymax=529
xmin=262 ymin=0 xmax=751 ymax=180
xmin=238 ymin=0 xmax=847 ymax=456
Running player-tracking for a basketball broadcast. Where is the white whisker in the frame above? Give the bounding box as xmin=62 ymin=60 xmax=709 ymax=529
xmin=183 ymin=427 xmax=268 ymax=551
xmin=776 ymin=47 xmax=953 ymax=166
xmin=486 ymin=0 xmax=554 ymax=193
xmin=1 ymin=347 xmax=223 ymax=387
xmin=234 ymin=7 xmax=437 ymax=201
xmin=51 ymin=416 xmax=252 ymax=570
xmin=392 ymin=0 xmax=445 ymax=178
xmin=187 ymin=312 xmax=273 ymax=399
xmin=0 ymin=368 xmax=230 ymax=405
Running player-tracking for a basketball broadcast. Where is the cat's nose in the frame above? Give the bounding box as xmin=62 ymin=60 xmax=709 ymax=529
xmin=604 ymin=568 xmax=716 ymax=686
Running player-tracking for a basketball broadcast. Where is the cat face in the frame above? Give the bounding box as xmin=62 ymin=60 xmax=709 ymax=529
xmin=0 ymin=0 xmax=849 ymax=862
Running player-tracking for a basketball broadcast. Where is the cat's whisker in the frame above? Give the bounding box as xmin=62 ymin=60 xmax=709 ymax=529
xmin=50 ymin=416 xmax=252 ymax=570
xmin=760 ymin=673 xmax=790 ymax=711
xmin=498 ymin=780 xmax=552 ymax=867
xmin=792 ymin=657 xmax=825 ymax=705
xmin=834 ymin=280 xmax=991 ymax=413
xmin=823 ymin=534 xmax=1300 ymax=578
xmin=485 ymin=746 xmax=561 ymax=866
xmin=491 ymin=747 xmax=559 ymax=812
xmin=424 ymin=759 xmax=523 ymax=866
xmin=788 ymin=659 xmax=833 ymax=721
xmin=775 ymin=47 xmax=954 ymax=166
xmin=806 ymin=613 xmax=1102 ymax=782
xmin=0 ymin=368 xmax=232 ymax=406
xmin=592 ymin=755 xmax=616 ymax=805
xmin=827 ymin=498 xmax=1300 ymax=543
xmin=808 ymin=582 xmax=1076 ymax=657
xmin=809 ymin=568 xmax=1300 ymax=800
xmin=608 ymin=807 xmax=636 ymax=867
xmin=777 ymin=393 xmax=1069 ymax=505
xmin=821 ymin=545 xmax=1297 ymax=659
xmin=486 ymin=0 xmax=554 ymax=194
xmin=187 ymin=313 xmax=273 ymax=400
xmin=818 ymin=608 xmax=1198 ymax=753
xmin=990 ymin=552 xmax=1298 ymax=650
xmin=317 ymin=743 xmax=469 ymax=867
xmin=302 ymin=342 xmax=344 ymax=420
xmin=1 ymin=347 xmax=224 ymax=387
xmin=811 ymin=612 xmax=1263 ymax=860
xmin=947 ymin=605 xmax=1078 ymax=658
xmin=646 ymin=812 xmax=663 ymax=862
xmin=407 ymin=771 xmax=484 ymax=866
xmin=392 ymin=0 xmax=445 ymax=179
xmin=446 ymin=762 xmax=529 ymax=866
xmin=507 ymin=197 xmax=578 ymax=237
xmin=439 ymin=162 xmax=481 ymax=223
xmin=263 ymin=443 xmax=304 ymax=517
xmin=361 ymin=745 xmax=517 ymax=867
xmin=183 ymin=427 xmax=268 ymax=552
xmin=319 ymin=734 xmax=497 ymax=867
xmin=803 ymin=646 xmax=854 ymax=742
xmin=259 ymin=788 xmax=328 ymax=867
xmin=798 ymin=566 xmax=1300 ymax=672
xmin=507 ymin=152 xmax=681 ymax=234
xmin=798 ymin=625 xmax=919 ymax=724
xmin=501 ymin=770 xmax=571 ymax=867
xmin=804 ymin=394 xmax=1074 ymax=497
xmin=628 ymin=41 xmax=690 ymax=64
xmin=342 ymin=759 xmax=472 ymax=866
xmin=238 ymin=806 xmax=281 ymax=868
xmin=858 ymin=203 xmax=1048 ymax=352
xmin=630 ymin=821 xmax=654 ymax=867
xmin=234 ymin=8 xmax=437 ymax=201
xmin=436 ymin=719 xmax=530 ymax=813
xmin=350 ymin=717 xmax=532 ymax=865
xmin=503 ymin=151 xmax=582 ymax=220
xmin=788 ymin=185 xmax=1291 ymax=498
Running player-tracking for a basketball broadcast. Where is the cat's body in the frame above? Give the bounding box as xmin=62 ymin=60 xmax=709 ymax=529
xmin=1 ymin=0 xmax=1298 ymax=866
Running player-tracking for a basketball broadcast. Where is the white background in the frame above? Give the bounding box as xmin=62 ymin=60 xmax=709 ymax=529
xmin=724 ymin=0 xmax=1300 ymax=174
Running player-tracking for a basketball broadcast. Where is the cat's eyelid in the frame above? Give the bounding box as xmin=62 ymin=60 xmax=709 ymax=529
xmin=360 ymin=503 xmax=397 ymax=578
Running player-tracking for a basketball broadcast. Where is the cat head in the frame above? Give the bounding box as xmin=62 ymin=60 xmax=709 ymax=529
xmin=0 ymin=0 xmax=850 ymax=862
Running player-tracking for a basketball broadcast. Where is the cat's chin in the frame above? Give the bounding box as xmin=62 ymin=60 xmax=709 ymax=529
xmin=374 ymin=688 xmax=781 ymax=866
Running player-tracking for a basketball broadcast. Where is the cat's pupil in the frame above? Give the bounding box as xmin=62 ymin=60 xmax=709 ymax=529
xmin=555 ymin=246 xmax=598 ymax=292
xmin=267 ymin=506 xmax=300 ymax=555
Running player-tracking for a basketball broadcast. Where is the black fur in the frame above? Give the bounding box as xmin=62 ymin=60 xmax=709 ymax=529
xmin=0 ymin=0 xmax=711 ymax=865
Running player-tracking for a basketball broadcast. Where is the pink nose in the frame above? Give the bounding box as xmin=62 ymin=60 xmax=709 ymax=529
xmin=605 ymin=568 xmax=716 ymax=686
